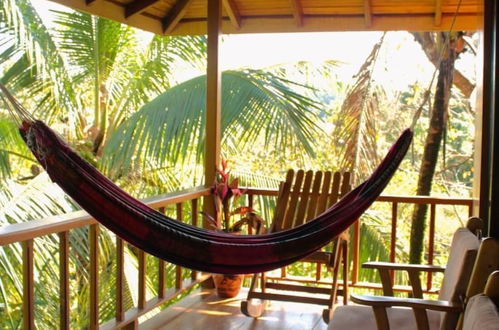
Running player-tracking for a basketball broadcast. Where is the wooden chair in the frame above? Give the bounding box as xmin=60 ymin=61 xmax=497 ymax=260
xmin=462 ymin=270 xmax=499 ymax=330
xmin=329 ymin=219 xmax=499 ymax=330
xmin=240 ymin=169 xmax=352 ymax=323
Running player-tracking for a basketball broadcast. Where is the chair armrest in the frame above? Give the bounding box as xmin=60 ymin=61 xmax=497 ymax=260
xmin=363 ymin=261 xmax=446 ymax=272
xmin=362 ymin=262 xmax=445 ymax=298
xmin=351 ymin=294 xmax=461 ymax=312
xmin=351 ymin=293 xmax=462 ymax=330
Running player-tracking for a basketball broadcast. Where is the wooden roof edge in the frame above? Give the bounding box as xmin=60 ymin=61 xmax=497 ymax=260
xmin=47 ymin=0 xmax=482 ymax=36
xmin=171 ymin=14 xmax=482 ymax=36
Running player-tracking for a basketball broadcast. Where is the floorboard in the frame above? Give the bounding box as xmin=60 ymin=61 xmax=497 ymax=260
xmin=141 ymin=288 xmax=329 ymax=329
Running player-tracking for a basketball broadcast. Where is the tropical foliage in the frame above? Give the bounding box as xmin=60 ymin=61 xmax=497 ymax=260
xmin=0 ymin=0 xmax=478 ymax=327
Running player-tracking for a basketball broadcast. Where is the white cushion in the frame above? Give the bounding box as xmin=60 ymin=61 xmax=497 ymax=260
xmin=463 ymin=294 xmax=499 ymax=330
xmin=439 ymin=228 xmax=480 ymax=301
xmin=328 ymin=305 xmax=441 ymax=330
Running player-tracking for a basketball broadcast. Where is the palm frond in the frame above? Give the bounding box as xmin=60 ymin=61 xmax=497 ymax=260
xmin=0 ymin=0 xmax=78 ymax=124
xmin=0 ymin=117 xmax=34 ymax=180
xmin=333 ymin=35 xmax=386 ymax=182
xmin=0 ymin=173 xmax=76 ymax=224
xmin=108 ymin=35 xmax=207 ymax=133
xmin=102 ymin=69 xmax=323 ymax=178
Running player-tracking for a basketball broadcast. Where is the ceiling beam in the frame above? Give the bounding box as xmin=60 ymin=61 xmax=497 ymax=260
xmin=162 ymin=0 xmax=194 ymax=34
xmin=434 ymin=0 xmax=443 ymax=26
xmin=86 ymin=0 xmax=99 ymax=5
xmin=125 ymin=0 xmax=161 ymax=19
xmin=288 ymin=0 xmax=303 ymax=27
xmin=364 ymin=0 xmax=372 ymax=27
xmin=222 ymin=0 xmax=241 ymax=29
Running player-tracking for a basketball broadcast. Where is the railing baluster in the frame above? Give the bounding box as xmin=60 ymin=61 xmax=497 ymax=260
xmin=59 ymin=231 xmax=70 ymax=330
xmin=157 ymin=207 xmax=166 ymax=298
xmin=176 ymin=203 xmax=183 ymax=289
xmin=22 ymin=239 xmax=34 ymax=330
xmin=116 ymin=237 xmax=125 ymax=321
xmin=427 ymin=203 xmax=436 ymax=290
xmin=191 ymin=200 xmax=198 ymax=280
xmin=138 ymin=250 xmax=147 ymax=309
xmin=248 ymin=194 xmax=254 ymax=235
xmin=351 ymin=220 xmax=360 ymax=285
xmin=89 ymin=224 xmax=99 ymax=330
xmin=390 ymin=202 xmax=398 ymax=283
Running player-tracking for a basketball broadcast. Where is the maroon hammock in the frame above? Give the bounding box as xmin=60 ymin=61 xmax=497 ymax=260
xmin=19 ymin=119 xmax=412 ymax=274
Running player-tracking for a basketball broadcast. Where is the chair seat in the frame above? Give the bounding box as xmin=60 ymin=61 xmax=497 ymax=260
xmin=328 ymin=305 xmax=442 ymax=330
xmin=463 ymin=294 xmax=499 ymax=330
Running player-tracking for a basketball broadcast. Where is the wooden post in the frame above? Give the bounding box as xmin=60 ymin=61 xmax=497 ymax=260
xmin=203 ymin=0 xmax=222 ymax=227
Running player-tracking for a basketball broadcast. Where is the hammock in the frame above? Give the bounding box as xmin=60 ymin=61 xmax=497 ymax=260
xmin=2 ymin=86 xmax=412 ymax=274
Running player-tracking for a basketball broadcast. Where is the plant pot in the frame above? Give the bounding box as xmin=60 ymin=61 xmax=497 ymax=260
xmin=213 ymin=274 xmax=244 ymax=298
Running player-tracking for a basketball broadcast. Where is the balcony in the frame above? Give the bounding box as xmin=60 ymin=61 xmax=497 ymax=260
xmin=0 ymin=187 xmax=473 ymax=329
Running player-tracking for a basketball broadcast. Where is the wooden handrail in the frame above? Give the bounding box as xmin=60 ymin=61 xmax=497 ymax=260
xmin=245 ymin=187 xmax=473 ymax=204
xmin=0 ymin=186 xmax=211 ymax=246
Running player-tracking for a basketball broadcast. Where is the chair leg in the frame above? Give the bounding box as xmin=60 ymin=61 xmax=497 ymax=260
xmin=324 ymin=240 xmax=343 ymax=323
xmin=240 ymin=299 xmax=268 ymax=318
xmin=342 ymin=239 xmax=349 ymax=305
xmin=240 ymin=273 xmax=268 ymax=318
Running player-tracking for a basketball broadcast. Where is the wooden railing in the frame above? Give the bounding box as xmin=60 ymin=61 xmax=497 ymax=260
xmin=0 ymin=186 xmax=473 ymax=328
xmin=244 ymin=188 xmax=474 ymax=293
xmin=0 ymin=186 xmax=211 ymax=330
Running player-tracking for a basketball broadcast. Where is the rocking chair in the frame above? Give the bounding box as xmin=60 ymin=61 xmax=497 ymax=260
xmin=240 ymin=169 xmax=352 ymax=322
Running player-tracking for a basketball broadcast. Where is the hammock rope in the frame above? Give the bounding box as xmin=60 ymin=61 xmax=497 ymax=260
xmin=1 ymin=85 xmax=412 ymax=274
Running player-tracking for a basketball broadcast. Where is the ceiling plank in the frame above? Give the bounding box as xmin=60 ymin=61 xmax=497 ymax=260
xmin=288 ymin=0 xmax=303 ymax=27
xmin=364 ymin=0 xmax=372 ymax=27
xmin=434 ymin=0 xmax=443 ymax=26
xmin=222 ymin=0 xmax=241 ymax=29
xmin=125 ymin=0 xmax=161 ymax=19
xmin=162 ymin=0 xmax=194 ymax=34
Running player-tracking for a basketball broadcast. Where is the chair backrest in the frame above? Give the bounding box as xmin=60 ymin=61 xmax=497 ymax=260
xmin=271 ymin=169 xmax=351 ymax=232
xmin=445 ymin=236 xmax=499 ymax=329
xmin=462 ymin=271 xmax=499 ymax=330
xmin=438 ymin=220 xmax=481 ymax=302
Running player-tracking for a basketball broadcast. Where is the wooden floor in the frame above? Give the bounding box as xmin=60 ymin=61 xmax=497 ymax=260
xmin=141 ymin=288 xmax=329 ymax=330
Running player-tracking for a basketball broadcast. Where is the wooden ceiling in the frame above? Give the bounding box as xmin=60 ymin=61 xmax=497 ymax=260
xmin=47 ymin=0 xmax=482 ymax=35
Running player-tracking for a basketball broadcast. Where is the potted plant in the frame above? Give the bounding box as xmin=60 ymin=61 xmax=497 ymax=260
xmin=203 ymin=160 xmax=264 ymax=298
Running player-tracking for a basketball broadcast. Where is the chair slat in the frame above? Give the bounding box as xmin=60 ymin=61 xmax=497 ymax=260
xmin=282 ymin=170 xmax=304 ymax=230
xmin=341 ymin=172 xmax=351 ymax=197
xmin=272 ymin=170 xmax=294 ymax=231
xmin=295 ymin=170 xmax=314 ymax=226
xmin=306 ymin=171 xmax=323 ymax=220
xmin=316 ymin=171 xmax=332 ymax=214
xmin=328 ymin=172 xmax=342 ymax=206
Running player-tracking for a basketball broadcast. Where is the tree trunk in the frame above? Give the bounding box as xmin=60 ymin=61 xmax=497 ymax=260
xmin=412 ymin=32 xmax=474 ymax=98
xmin=409 ymin=33 xmax=458 ymax=264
